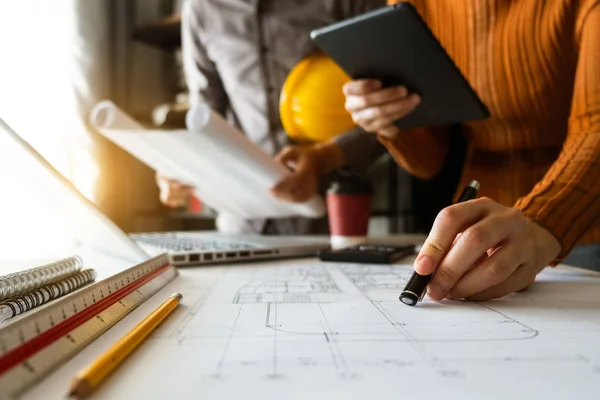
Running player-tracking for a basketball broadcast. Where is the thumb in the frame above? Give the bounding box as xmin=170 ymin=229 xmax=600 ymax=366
xmin=413 ymin=206 xmax=475 ymax=275
xmin=413 ymin=251 xmax=442 ymax=276
xmin=378 ymin=125 xmax=401 ymax=139
xmin=271 ymin=174 xmax=294 ymax=192
xmin=270 ymin=173 xmax=304 ymax=202
xmin=414 ymin=232 xmax=455 ymax=276
xmin=274 ymin=146 xmax=300 ymax=169
xmin=272 ymin=147 xmax=300 ymax=195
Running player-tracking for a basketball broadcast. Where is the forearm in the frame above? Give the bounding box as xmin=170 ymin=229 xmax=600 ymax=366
xmin=331 ymin=127 xmax=387 ymax=174
xmin=514 ymin=3 xmax=600 ymax=263
xmin=514 ymin=129 xmax=600 ymax=263
xmin=377 ymin=126 xmax=451 ymax=179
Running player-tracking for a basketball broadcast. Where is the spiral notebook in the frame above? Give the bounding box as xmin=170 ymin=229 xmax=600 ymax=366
xmin=0 ymin=256 xmax=83 ymax=301
xmin=0 ymin=269 xmax=96 ymax=324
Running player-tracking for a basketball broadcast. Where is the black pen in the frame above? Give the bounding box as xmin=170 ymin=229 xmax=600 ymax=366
xmin=399 ymin=180 xmax=480 ymax=306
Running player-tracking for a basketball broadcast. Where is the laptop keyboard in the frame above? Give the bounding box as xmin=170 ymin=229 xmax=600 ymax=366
xmin=130 ymin=233 xmax=256 ymax=252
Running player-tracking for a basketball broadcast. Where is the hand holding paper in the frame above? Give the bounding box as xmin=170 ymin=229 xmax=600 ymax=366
xmin=90 ymin=101 xmax=326 ymax=220
xmin=155 ymin=173 xmax=194 ymax=208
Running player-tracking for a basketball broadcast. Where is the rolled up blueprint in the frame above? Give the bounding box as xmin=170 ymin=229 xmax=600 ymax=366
xmin=90 ymin=101 xmax=326 ymax=220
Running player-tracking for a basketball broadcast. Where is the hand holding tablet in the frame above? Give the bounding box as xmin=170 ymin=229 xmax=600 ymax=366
xmin=311 ymin=3 xmax=489 ymax=130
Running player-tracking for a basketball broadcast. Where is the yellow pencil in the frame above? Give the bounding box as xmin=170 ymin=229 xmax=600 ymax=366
xmin=69 ymin=293 xmax=183 ymax=398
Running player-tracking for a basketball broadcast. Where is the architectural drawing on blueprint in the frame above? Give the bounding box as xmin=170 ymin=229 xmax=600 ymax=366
xmin=233 ymin=265 xmax=340 ymax=304
xmin=22 ymin=259 xmax=600 ymax=400
xmin=161 ymin=261 xmax=598 ymax=385
xmin=338 ymin=264 xmax=415 ymax=291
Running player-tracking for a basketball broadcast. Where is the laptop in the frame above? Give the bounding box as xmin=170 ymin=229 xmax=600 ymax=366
xmin=0 ymin=118 xmax=330 ymax=266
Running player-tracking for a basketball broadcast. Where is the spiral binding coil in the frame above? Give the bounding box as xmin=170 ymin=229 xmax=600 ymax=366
xmin=0 ymin=256 xmax=83 ymax=301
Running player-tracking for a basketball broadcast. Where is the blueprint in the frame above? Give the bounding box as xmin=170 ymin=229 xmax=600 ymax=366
xmin=21 ymin=258 xmax=600 ymax=399
xmin=90 ymin=101 xmax=325 ymax=220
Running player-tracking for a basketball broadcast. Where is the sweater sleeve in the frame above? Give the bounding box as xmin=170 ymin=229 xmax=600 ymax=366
xmin=514 ymin=2 xmax=600 ymax=262
xmin=376 ymin=126 xmax=452 ymax=179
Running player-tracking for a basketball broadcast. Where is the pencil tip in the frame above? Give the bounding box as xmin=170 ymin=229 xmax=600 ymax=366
xmin=68 ymin=379 xmax=92 ymax=399
xmin=172 ymin=293 xmax=183 ymax=301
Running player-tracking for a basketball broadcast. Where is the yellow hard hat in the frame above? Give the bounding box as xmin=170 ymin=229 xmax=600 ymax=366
xmin=280 ymin=53 xmax=356 ymax=143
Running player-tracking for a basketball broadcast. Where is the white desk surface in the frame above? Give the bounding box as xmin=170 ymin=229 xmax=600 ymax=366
xmin=3 ymin=237 xmax=600 ymax=400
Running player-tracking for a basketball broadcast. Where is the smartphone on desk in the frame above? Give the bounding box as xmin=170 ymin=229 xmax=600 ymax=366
xmin=317 ymin=244 xmax=417 ymax=264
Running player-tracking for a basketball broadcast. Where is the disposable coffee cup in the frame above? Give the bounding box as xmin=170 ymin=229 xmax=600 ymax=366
xmin=326 ymin=176 xmax=373 ymax=249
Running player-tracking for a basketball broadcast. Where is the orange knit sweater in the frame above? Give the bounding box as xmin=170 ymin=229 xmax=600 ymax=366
xmin=382 ymin=0 xmax=600 ymax=262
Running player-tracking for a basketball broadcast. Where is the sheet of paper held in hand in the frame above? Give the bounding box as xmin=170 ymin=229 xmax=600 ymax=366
xmin=22 ymin=258 xmax=600 ymax=399
xmin=90 ymin=101 xmax=325 ymax=220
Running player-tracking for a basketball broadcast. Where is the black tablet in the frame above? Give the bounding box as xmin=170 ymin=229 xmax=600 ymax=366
xmin=310 ymin=3 xmax=489 ymax=130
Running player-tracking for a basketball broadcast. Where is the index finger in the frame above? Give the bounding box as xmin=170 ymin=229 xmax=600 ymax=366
xmin=343 ymin=80 xmax=382 ymax=96
xmin=170 ymin=181 xmax=195 ymax=190
xmin=414 ymin=201 xmax=488 ymax=275
xmin=274 ymin=146 xmax=296 ymax=164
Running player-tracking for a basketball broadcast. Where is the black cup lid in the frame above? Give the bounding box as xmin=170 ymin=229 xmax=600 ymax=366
xmin=328 ymin=174 xmax=373 ymax=195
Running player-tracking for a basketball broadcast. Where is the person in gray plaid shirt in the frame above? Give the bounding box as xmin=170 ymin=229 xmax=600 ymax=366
xmin=158 ymin=0 xmax=387 ymax=235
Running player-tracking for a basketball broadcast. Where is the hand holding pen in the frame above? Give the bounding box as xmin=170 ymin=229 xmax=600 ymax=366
xmin=401 ymin=178 xmax=561 ymax=305
xmin=400 ymin=181 xmax=480 ymax=305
